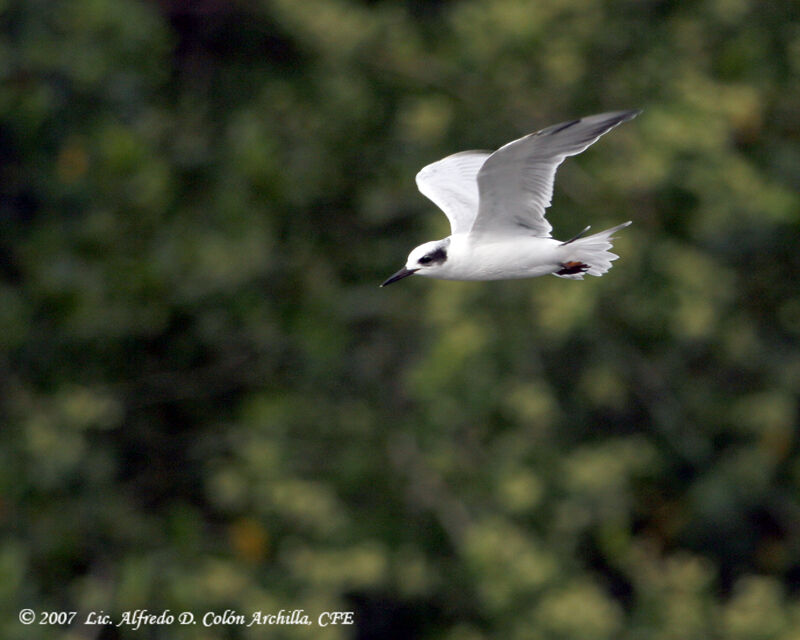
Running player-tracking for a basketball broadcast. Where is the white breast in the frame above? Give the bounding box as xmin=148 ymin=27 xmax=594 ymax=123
xmin=427 ymin=235 xmax=564 ymax=281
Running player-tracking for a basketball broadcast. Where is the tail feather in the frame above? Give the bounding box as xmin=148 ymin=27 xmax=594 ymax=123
xmin=554 ymin=221 xmax=631 ymax=279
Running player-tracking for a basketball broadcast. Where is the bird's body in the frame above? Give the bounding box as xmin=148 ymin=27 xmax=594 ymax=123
xmin=419 ymin=234 xmax=562 ymax=281
xmin=381 ymin=110 xmax=640 ymax=287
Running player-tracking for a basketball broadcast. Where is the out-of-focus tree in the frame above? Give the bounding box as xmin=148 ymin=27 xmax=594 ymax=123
xmin=1 ymin=0 xmax=799 ymax=638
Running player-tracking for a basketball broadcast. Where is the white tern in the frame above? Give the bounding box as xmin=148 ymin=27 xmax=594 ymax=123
xmin=381 ymin=110 xmax=640 ymax=286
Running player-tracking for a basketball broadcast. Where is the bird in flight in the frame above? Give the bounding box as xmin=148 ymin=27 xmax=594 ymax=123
xmin=381 ymin=110 xmax=640 ymax=287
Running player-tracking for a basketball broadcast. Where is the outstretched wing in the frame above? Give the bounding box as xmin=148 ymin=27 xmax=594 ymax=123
xmin=415 ymin=150 xmax=492 ymax=235
xmin=470 ymin=110 xmax=640 ymax=238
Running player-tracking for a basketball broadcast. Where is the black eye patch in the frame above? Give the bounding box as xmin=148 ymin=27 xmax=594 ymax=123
xmin=418 ymin=247 xmax=447 ymax=266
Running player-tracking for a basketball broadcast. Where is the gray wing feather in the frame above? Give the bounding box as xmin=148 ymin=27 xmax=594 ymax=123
xmin=416 ymin=150 xmax=492 ymax=235
xmin=471 ymin=110 xmax=640 ymax=237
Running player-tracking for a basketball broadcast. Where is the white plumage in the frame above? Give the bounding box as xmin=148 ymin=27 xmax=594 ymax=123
xmin=382 ymin=110 xmax=640 ymax=287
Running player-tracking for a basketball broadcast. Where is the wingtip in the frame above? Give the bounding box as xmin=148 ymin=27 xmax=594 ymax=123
xmin=597 ymin=109 xmax=642 ymax=126
xmin=554 ymin=109 xmax=642 ymax=137
xmin=603 ymin=110 xmax=641 ymax=125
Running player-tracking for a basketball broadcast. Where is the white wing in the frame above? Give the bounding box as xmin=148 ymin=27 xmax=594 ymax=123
xmin=471 ymin=110 xmax=640 ymax=237
xmin=415 ymin=150 xmax=491 ymax=235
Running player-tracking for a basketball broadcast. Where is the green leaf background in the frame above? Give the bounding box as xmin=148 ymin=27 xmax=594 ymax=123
xmin=1 ymin=0 xmax=799 ymax=638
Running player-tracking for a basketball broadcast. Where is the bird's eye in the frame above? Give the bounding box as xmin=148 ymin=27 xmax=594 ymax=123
xmin=418 ymin=255 xmax=433 ymax=265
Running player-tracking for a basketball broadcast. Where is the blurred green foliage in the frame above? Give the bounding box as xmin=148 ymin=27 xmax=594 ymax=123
xmin=1 ymin=0 xmax=800 ymax=638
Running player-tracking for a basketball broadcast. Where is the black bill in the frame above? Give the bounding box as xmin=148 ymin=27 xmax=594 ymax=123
xmin=380 ymin=267 xmax=418 ymax=287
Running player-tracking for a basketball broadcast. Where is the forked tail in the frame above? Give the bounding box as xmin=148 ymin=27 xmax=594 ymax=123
xmin=554 ymin=221 xmax=631 ymax=279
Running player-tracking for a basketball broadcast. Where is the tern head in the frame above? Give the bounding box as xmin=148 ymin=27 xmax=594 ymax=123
xmin=381 ymin=239 xmax=450 ymax=286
